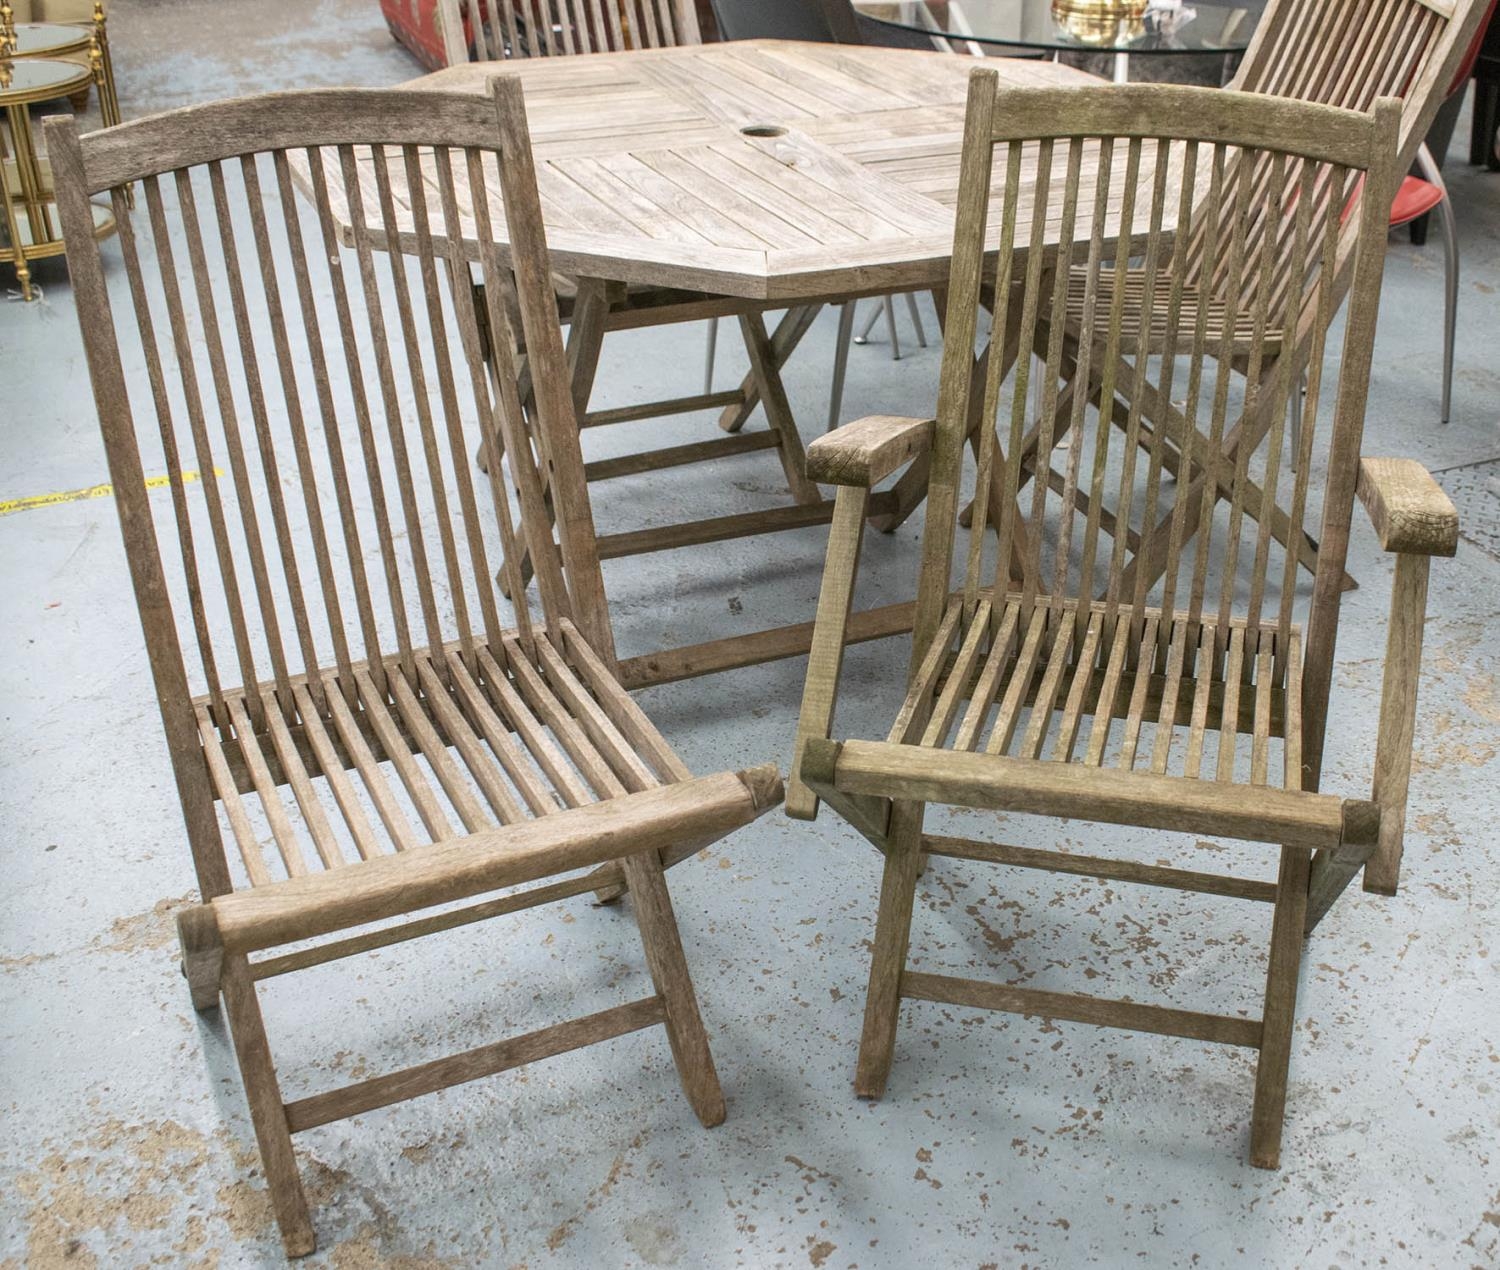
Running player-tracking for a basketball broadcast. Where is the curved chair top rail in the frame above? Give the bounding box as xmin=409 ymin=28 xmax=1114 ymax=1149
xmin=981 ymin=78 xmax=1402 ymax=173
xmin=45 ymin=80 xmax=519 ymax=195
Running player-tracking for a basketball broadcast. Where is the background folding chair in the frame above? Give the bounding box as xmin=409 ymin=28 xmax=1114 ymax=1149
xmin=789 ymin=74 xmax=1457 ymax=1168
xmin=49 ymin=77 xmax=781 ymax=1257
xmin=1003 ymin=0 xmax=1489 ymax=598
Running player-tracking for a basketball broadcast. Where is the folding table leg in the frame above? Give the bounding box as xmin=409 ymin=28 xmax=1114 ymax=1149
xmin=1249 ymin=844 xmax=1312 ymax=1170
xmin=738 ymin=311 xmax=822 ymax=505
xmin=855 ymin=800 xmax=928 ymax=1099
xmin=620 ymin=850 xmax=726 ymax=1127
xmin=220 ymin=955 xmax=315 ymax=1257
xmin=718 ymin=305 xmax=821 ymax=434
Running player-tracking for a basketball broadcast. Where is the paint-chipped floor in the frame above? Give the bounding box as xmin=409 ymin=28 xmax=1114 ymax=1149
xmin=3 ymin=3 xmax=1499 ymax=1266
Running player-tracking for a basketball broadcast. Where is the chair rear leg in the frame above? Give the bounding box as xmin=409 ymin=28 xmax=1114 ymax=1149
xmin=220 ymin=955 xmax=316 ymax=1257
xmin=855 ymin=801 xmax=926 ymax=1100
xmin=620 ymin=850 xmax=726 ymax=1127
xmin=1249 ymin=845 xmax=1312 ymax=1170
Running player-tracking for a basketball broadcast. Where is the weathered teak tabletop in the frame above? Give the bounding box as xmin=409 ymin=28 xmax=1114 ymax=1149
xmin=314 ymin=42 xmax=1111 ymax=687
xmin=411 ymin=40 xmax=1098 ymax=300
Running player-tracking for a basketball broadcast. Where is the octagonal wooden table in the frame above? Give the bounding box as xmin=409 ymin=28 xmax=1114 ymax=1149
xmin=366 ymin=41 xmax=1101 ymax=686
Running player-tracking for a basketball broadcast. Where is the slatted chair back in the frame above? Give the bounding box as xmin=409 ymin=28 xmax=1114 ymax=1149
xmin=1233 ymin=0 xmax=1485 ymax=163
xmin=1206 ymin=0 xmax=1488 ymax=287
xmin=1193 ymin=0 xmax=1490 ymax=299
xmin=441 ymin=0 xmax=701 ymax=64
xmin=912 ymin=77 xmax=1401 ymax=787
xmin=48 ymin=80 xmax=611 ymax=831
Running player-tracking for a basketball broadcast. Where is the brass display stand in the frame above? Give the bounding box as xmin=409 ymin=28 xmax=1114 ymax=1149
xmin=8 ymin=3 xmax=122 ymax=127
xmin=1 ymin=1 xmax=120 ymax=300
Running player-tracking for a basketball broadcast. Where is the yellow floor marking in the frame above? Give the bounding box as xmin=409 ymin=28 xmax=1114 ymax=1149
xmin=0 ymin=468 xmax=224 ymax=518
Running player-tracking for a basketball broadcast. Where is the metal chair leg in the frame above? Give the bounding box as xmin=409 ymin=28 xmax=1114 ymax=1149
xmin=1414 ymin=142 xmax=1458 ymax=425
xmin=853 ymin=299 xmax=882 ymax=345
xmin=704 ymin=316 xmax=719 ymax=393
xmin=883 ymin=294 xmax=902 ymax=361
xmin=829 ymin=300 xmax=857 ymax=430
xmin=1436 ymin=195 xmax=1458 ymax=426
xmin=904 ymin=291 xmax=928 ymax=348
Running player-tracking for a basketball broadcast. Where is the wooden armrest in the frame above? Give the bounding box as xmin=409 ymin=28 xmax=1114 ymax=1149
xmin=806 ymin=415 xmax=935 ymax=487
xmin=1357 ymin=457 xmax=1458 ymax=557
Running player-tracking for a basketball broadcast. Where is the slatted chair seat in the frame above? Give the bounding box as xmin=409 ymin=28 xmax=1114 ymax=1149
xmin=193 ymin=620 xmax=739 ymax=901
xmin=1065 ymin=267 xmax=1283 ymax=357
xmin=896 ymin=595 xmax=1301 ymax=783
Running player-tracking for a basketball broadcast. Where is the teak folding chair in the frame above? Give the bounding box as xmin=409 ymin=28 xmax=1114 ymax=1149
xmin=49 ymin=78 xmax=781 ymax=1257
xmin=1002 ymin=0 xmax=1489 ymax=596
xmin=439 ymin=0 xmax=701 ymax=63
xmin=790 ymin=74 xmax=1459 ymax=1166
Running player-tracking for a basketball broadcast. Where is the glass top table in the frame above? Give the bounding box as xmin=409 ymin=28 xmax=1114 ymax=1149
xmin=0 ymin=55 xmax=94 ymax=103
xmin=852 ymin=0 xmax=1264 ymax=75
xmin=10 ymin=21 xmax=97 ymax=57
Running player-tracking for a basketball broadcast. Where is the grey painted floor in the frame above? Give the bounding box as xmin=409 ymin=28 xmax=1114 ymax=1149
xmin=3 ymin=3 xmax=1499 ymax=1266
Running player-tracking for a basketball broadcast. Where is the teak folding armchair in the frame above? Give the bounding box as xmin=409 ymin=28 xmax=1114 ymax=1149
xmin=790 ymin=74 xmax=1459 ymax=1166
xmin=1003 ymin=0 xmax=1489 ymax=598
xmin=49 ymin=78 xmax=781 ymax=1257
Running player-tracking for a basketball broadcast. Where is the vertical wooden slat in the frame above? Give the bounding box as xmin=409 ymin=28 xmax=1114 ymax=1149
xmin=302 ymin=146 xmax=405 ymax=696
xmin=1212 ymin=150 xmax=1285 ymax=663
xmin=1184 ymin=143 xmax=1252 ymax=645
xmin=1030 ymin=138 xmax=1084 ymax=609
xmin=1073 ymin=136 xmax=1138 ymax=637
xmin=206 ymin=159 xmax=325 ymax=704
xmin=962 ymin=142 xmax=1022 ymax=618
xmin=249 ymin=154 xmax=355 ymax=706
xmin=173 ymin=166 xmax=300 ymax=718
xmin=362 ymin=145 xmax=451 ymax=673
xmin=110 ymin=187 xmax=227 ymax=723
xmin=1156 ymin=143 xmax=1224 ymax=638
xmin=1105 ymin=138 xmax=1171 ymax=619
xmin=1004 ymin=138 xmax=1058 ymax=597
xmin=1129 ymin=138 xmax=1198 ymax=636
xmin=435 ymin=151 xmax=533 ymax=645
xmin=141 ymin=175 xmax=266 ymax=727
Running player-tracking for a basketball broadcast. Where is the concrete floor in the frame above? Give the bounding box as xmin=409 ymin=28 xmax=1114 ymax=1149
xmin=3 ymin=2 xmax=1500 ymax=1266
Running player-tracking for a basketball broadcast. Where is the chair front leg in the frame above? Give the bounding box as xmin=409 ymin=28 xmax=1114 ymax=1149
xmin=621 ymin=849 xmax=726 ymax=1127
xmin=1250 ymin=844 xmax=1312 ymax=1170
xmin=855 ymin=800 xmax=927 ymax=1099
xmin=220 ymin=955 xmax=315 ymax=1256
xmin=788 ymin=484 xmax=870 ymax=819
